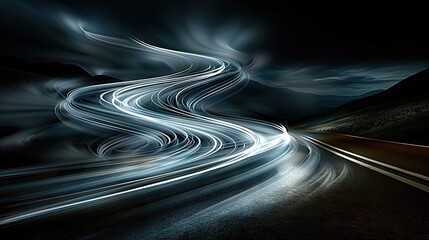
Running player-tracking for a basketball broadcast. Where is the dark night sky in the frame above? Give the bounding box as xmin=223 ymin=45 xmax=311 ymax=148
xmin=1 ymin=1 xmax=428 ymax=95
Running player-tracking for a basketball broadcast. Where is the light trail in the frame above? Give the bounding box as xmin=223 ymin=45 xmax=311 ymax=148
xmin=0 ymin=29 xmax=350 ymax=228
xmin=0 ymin=30 xmax=298 ymax=225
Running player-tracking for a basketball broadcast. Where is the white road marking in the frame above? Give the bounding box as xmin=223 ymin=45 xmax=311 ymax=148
xmin=303 ymin=136 xmax=429 ymax=193
xmin=309 ymin=131 xmax=429 ymax=149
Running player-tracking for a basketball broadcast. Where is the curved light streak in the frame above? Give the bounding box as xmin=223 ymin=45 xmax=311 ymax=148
xmin=0 ymin=27 xmax=350 ymax=228
xmin=0 ymin=30 xmax=296 ymax=225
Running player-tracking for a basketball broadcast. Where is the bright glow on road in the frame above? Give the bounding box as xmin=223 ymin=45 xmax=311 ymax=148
xmin=0 ymin=30 xmax=301 ymax=225
xmin=0 ymin=29 xmax=351 ymax=227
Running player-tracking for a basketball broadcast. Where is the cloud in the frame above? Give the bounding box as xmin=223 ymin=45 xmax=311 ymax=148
xmin=0 ymin=1 xmax=264 ymax=80
xmin=250 ymin=63 xmax=429 ymax=96
xmin=1 ymin=1 xmax=428 ymax=96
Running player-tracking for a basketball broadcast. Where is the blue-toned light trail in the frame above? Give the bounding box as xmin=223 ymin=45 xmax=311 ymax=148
xmin=0 ymin=29 xmax=346 ymax=226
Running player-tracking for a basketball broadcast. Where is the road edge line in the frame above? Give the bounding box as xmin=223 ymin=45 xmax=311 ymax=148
xmin=303 ymin=136 xmax=429 ymax=193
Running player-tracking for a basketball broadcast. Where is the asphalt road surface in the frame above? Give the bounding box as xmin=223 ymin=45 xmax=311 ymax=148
xmin=1 ymin=132 xmax=428 ymax=240
xmin=1 ymin=28 xmax=428 ymax=240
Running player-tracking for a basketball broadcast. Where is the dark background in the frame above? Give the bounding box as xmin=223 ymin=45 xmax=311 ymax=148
xmin=0 ymin=1 xmax=428 ymax=95
xmin=1 ymin=1 xmax=428 ymax=60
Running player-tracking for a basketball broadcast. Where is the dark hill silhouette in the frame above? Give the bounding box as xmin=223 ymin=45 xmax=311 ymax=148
xmin=0 ymin=56 xmax=117 ymax=87
xmin=214 ymin=80 xmax=380 ymax=123
xmin=335 ymin=67 xmax=429 ymax=113
xmin=298 ymin=67 xmax=429 ymax=145
xmin=0 ymin=56 xmax=89 ymax=78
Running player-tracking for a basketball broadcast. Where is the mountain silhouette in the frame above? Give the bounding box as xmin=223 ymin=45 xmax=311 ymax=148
xmin=214 ymin=80 xmax=380 ymax=123
xmin=298 ymin=67 xmax=429 ymax=145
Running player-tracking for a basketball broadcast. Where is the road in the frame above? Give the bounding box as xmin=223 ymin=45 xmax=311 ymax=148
xmin=1 ymin=132 xmax=428 ymax=239
xmin=0 ymin=32 xmax=427 ymax=239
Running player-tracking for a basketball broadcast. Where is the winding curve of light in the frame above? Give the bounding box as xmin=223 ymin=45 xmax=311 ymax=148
xmin=0 ymin=29 xmax=294 ymax=225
